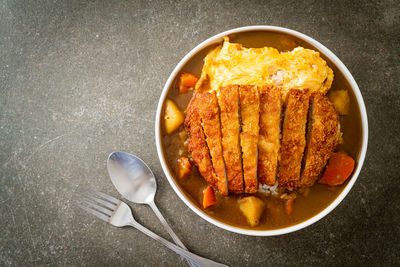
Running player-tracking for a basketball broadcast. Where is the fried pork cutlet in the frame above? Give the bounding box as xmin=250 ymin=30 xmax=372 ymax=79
xmin=184 ymin=93 xmax=220 ymax=191
xmin=239 ymin=85 xmax=260 ymax=193
xmin=258 ymin=85 xmax=282 ymax=186
xmin=218 ymin=85 xmax=244 ymax=194
xmin=198 ymin=92 xmax=228 ymax=195
xmin=300 ymin=92 xmax=340 ymax=187
xmin=278 ymin=89 xmax=310 ymax=189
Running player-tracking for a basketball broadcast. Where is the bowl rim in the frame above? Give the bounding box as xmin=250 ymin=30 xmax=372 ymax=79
xmin=155 ymin=25 xmax=368 ymax=236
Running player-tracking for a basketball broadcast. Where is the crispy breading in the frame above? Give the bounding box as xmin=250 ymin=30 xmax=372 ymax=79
xmin=258 ymin=85 xmax=282 ymax=186
xmin=198 ymin=92 xmax=228 ymax=195
xmin=300 ymin=92 xmax=340 ymax=187
xmin=218 ymin=85 xmax=244 ymax=194
xmin=239 ymin=85 xmax=260 ymax=193
xmin=278 ymin=89 xmax=310 ymax=189
xmin=184 ymin=93 xmax=220 ymax=191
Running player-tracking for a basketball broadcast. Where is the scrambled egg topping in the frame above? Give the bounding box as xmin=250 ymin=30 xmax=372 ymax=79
xmin=196 ymin=37 xmax=334 ymax=98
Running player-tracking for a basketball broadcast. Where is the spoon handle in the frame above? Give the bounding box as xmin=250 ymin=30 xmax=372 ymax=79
xmin=128 ymin=220 xmax=228 ymax=267
xmin=149 ymin=201 xmax=187 ymax=248
xmin=149 ymin=201 xmax=198 ymax=267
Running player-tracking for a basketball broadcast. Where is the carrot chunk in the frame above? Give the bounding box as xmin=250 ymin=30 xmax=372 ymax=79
xmin=319 ymin=152 xmax=355 ymax=186
xmin=177 ymin=157 xmax=191 ymax=179
xmin=202 ymin=185 xmax=216 ymax=209
xmin=285 ymin=195 xmax=295 ymax=216
xmin=178 ymin=72 xmax=198 ymax=94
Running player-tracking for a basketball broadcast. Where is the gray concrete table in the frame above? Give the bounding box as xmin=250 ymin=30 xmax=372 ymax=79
xmin=1 ymin=0 xmax=399 ymax=266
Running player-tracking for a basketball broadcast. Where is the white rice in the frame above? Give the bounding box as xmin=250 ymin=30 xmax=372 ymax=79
xmin=258 ymin=181 xmax=279 ymax=196
xmin=270 ymin=70 xmax=284 ymax=86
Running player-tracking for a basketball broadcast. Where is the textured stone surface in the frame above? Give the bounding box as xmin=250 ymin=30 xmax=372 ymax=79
xmin=1 ymin=0 xmax=399 ymax=266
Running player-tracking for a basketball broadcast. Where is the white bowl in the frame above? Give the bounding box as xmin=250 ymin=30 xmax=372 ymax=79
xmin=155 ymin=26 xmax=368 ymax=236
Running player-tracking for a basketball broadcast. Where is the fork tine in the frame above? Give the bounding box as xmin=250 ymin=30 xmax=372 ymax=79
xmin=85 ymin=188 xmax=120 ymax=205
xmin=76 ymin=191 xmax=117 ymax=210
xmin=78 ymin=187 xmax=120 ymax=205
xmin=79 ymin=198 xmax=113 ymax=216
xmin=72 ymin=201 xmax=110 ymax=223
xmin=86 ymin=194 xmax=117 ymax=210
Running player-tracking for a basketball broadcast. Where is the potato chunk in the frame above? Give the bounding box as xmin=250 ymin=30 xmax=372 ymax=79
xmin=238 ymin=196 xmax=265 ymax=227
xmin=164 ymin=99 xmax=184 ymax=134
xmin=328 ymin=90 xmax=349 ymax=115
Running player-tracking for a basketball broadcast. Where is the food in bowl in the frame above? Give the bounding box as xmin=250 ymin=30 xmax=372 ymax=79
xmin=161 ymin=31 xmax=363 ymax=230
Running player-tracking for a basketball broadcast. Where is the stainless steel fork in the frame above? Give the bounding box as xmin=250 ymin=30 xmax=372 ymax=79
xmin=72 ymin=188 xmax=228 ymax=267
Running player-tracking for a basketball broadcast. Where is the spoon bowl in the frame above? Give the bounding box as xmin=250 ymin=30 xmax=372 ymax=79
xmin=107 ymin=152 xmax=156 ymax=204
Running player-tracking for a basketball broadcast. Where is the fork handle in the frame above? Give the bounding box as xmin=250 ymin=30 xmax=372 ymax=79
xmin=127 ymin=221 xmax=228 ymax=267
xmin=148 ymin=201 xmax=199 ymax=267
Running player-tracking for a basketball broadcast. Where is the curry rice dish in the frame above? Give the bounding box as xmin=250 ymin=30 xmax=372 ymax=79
xmin=163 ymin=35 xmax=359 ymax=229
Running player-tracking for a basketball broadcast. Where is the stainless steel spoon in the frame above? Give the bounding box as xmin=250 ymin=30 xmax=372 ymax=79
xmin=107 ymin=152 xmax=199 ymax=267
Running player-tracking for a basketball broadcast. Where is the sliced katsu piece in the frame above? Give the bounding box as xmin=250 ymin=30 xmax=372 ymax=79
xmin=198 ymin=92 xmax=228 ymax=195
xmin=239 ymin=85 xmax=260 ymax=193
xmin=258 ymin=85 xmax=282 ymax=186
xmin=218 ymin=85 xmax=244 ymax=194
xmin=300 ymin=92 xmax=340 ymax=187
xmin=184 ymin=93 xmax=220 ymax=192
xmin=278 ymin=88 xmax=310 ymax=189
